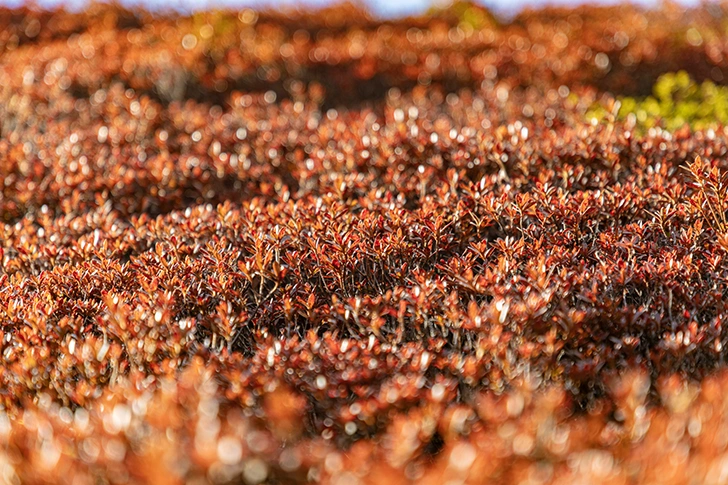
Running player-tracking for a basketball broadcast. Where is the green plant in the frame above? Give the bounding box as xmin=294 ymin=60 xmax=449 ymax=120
xmin=589 ymin=71 xmax=728 ymax=131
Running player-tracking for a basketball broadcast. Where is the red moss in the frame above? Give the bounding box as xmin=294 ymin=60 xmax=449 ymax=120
xmin=2 ymin=2 xmax=728 ymax=483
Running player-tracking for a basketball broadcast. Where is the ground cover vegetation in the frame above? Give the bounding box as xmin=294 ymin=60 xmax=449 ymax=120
xmin=4 ymin=0 xmax=728 ymax=483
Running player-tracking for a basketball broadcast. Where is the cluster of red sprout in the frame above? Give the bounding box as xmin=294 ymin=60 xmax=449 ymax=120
xmin=4 ymin=1 xmax=728 ymax=483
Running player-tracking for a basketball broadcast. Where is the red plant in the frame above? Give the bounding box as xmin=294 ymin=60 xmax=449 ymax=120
xmin=0 ymin=1 xmax=728 ymax=483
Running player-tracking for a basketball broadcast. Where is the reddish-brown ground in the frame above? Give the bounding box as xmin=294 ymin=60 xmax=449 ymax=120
xmin=3 ymin=2 xmax=728 ymax=483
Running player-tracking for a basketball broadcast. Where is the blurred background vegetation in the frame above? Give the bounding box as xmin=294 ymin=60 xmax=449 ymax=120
xmin=589 ymin=71 xmax=728 ymax=131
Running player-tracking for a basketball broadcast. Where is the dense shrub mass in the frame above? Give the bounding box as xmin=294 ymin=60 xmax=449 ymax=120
xmin=5 ymin=1 xmax=728 ymax=483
